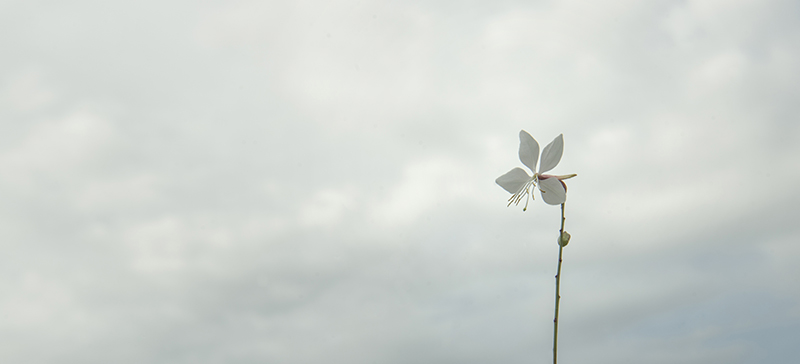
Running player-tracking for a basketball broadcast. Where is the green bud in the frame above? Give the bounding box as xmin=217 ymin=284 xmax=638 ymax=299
xmin=558 ymin=231 xmax=571 ymax=247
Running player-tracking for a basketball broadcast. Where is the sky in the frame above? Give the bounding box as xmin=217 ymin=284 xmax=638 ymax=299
xmin=1 ymin=0 xmax=799 ymax=363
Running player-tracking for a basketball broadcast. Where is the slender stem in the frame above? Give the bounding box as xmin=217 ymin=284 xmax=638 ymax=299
xmin=553 ymin=203 xmax=566 ymax=364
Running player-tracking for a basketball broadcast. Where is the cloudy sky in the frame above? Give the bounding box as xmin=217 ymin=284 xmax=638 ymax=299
xmin=1 ymin=1 xmax=799 ymax=363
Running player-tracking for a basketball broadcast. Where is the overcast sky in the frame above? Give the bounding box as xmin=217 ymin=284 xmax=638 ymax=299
xmin=1 ymin=1 xmax=799 ymax=363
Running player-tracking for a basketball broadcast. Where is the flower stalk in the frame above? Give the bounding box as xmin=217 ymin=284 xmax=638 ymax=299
xmin=553 ymin=202 xmax=567 ymax=364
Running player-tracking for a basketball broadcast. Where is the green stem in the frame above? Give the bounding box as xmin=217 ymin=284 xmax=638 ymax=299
xmin=553 ymin=203 xmax=566 ymax=364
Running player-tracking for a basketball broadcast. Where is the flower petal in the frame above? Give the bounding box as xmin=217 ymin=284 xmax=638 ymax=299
xmin=538 ymin=176 xmax=566 ymax=205
xmin=538 ymin=134 xmax=564 ymax=174
xmin=518 ymin=130 xmax=539 ymax=173
xmin=496 ymin=167 xmax=531 ymax=194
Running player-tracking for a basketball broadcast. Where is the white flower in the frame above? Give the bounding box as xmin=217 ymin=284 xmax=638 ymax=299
xmin=495 ymin=130 xmax=576 ymax=208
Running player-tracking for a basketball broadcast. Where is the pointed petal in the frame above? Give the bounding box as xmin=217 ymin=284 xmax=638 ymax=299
xmin=538 ymin=134 xmax=564 ymax=173
xmin=538 ymin=176 xmax=566 ymax=205
xmin=518 ymin=130 xmax=539 ymax=172
xmin=496 ymin=167 xmax=531 ymax=194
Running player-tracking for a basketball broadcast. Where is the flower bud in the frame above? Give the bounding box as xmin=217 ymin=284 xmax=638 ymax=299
xmin=558 ymin=231 xmax=571 ymax=247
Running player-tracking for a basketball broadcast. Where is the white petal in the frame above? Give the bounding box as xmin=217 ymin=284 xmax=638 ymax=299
xmin=518 ymin=130 xmax=539 ymax=173
xmin=538 ymin=134 xmax=564 ymax=174
xmin=496 ymin=167 xmax=531 ymax=194
xmin=538 ymin=176 xmax=566 ymax=205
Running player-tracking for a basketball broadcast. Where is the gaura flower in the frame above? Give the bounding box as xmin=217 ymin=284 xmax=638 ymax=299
xmin=495 ymin=130 xmax=576 ymax=208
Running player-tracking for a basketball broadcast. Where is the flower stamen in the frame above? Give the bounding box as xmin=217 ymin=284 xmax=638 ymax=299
xmin=523 ymin=185 xmax=531 ymax=211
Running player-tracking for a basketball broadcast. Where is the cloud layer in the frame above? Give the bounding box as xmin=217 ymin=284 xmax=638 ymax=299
xmin=1 ymin=1 xmax=798 ymax=363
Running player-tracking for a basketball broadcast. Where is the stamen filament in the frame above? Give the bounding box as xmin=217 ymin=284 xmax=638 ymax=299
xmin=507 ymin=179 xmax=538 ymax=208
xmin=523 ymin=186 xmax=531 ymax=211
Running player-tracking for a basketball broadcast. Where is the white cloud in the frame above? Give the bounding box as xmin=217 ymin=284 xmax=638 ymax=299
xmin=373 ymin=155 xmax=478 ymax=226
xmin=0 ymin=111 xmax=113 ymax=180
xmin=298 ymin=188 xmax=356 ymax=227
xmin=1 ymin=68 xmax=55 ymax=113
